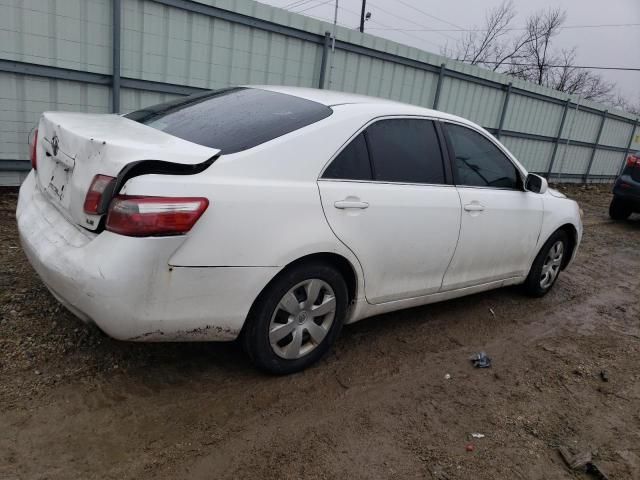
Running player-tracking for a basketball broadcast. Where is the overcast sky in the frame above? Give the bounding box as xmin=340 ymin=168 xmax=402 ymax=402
xmin=258 ymin=0 xmax=640 ymax=103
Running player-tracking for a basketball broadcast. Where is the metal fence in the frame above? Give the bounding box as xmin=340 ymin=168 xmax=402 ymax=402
xmin=1 ymin=0 xmax=638 ymax=186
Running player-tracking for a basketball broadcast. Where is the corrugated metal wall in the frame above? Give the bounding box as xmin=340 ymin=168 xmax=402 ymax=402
xmin=1 ymin=0 xmax=638 ymax=186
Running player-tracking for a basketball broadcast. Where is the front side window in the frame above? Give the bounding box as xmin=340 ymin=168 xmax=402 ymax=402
xmin=444 ymin=123 xmax=520 ymax=189
xmin=366 ymin=119 xmax=445 ymax=184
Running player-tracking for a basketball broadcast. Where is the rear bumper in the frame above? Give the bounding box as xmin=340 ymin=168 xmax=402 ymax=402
xmin=613 ymin=176 xmax=640 ymax=208
xmin=16 ymin=171 xmax=277 ymax=341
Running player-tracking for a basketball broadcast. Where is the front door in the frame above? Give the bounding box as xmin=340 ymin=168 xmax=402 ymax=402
xmin=318 ymin=118 xmax=462 ymax=304
xmin=440 ymin=123 xmax=543 ymax=290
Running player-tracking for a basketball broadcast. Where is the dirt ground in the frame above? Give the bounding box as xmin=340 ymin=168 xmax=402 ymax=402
xmin=1 ymin=184 xmax=639 ymax=480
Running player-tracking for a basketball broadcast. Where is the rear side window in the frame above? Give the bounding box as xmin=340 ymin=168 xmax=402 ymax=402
xmin=366 ymin=119 xmax=445 ymax=184
xmin=125 ymin=88 xmax=332 ymax=154
xmin=445 ymin=123 xmax=519 ymax=189
xmin=323 ymin=133 xmax=372 ymax=180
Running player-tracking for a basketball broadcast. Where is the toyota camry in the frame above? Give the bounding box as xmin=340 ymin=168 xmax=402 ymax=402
xmin=17 ymin=86 xmax=583 ymax=374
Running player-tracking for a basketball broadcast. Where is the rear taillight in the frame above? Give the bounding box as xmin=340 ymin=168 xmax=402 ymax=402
xmin=627 ymin=154 xmax=639 ymax=168
xmin=105 ymin=196 xmax=209 ymax=237
xmin=29 ymin=128 xmax=38 ymax=170
xmin=84 ymin=175 xmax=117 ymax=215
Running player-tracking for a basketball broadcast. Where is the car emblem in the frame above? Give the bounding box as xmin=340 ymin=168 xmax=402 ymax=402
xmin=51 ymin=135 xmax=59 ymax=156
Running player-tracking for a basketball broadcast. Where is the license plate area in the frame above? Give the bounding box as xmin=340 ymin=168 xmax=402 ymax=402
xmin=46 ymin=160 xmax=72 ymax=204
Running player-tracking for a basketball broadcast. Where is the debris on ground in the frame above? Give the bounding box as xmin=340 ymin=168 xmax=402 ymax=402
xmin=489 ymin=308 xmax=496 ymax=318
xmin=558 ymin=446 xmax=610 ymax=480
xmin=470 ymin=352 xmax=492 ymax=368
xmin=470 ymin=433 xmax=485 ymax=439
xmin=465 ymin=444 xmax=475 ymax=452
xmin=599 ymin=370 xmax=609 ymax=382
xmin=444 ymin=373 xmax=451 ymax=380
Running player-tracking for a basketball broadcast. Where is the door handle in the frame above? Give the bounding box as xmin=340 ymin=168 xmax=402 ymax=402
xmin=334 ymin=199 xmax=369 ymax=209
xmin=464 ymin=203 xmax=485 ymax=212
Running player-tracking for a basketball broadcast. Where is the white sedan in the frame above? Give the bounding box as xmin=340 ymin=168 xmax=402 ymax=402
xmin=17 ymin=86 xmax=582 ymax=374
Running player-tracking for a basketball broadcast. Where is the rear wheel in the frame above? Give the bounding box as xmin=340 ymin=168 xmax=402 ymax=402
xmin=609 ymin=196 xmax=632 ymax=220
xmin=242 ymin=262 xmax=348 ymax=375
xmin=523 ymin=230 xmax=569 ymax=297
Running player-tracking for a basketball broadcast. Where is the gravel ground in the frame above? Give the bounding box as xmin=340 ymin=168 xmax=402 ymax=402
xmin=1 ymin=183 xmax=639 ymax=479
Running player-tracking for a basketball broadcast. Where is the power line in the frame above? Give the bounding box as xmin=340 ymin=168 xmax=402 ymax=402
xmin=366 ymin=23 xmax=640 ymax=32
xmin=464 ymin=61 xmax=640 ymax=71
xmin=395 ymin=0 xmax=465 ymax=30
xmin=282 ymin=0 xmax=447 ymax=50
xmin=282 ymin=0 xmax=316 ymax=10
xmin=366 ymin=0 xmax=458 ymax=42
xmin=299 ymin=0 xmax=336 ymax=13
xmin=294 ymin=0 xmax=334 ymax=14
xmin=304 ymin=12 xmax=351 ymax=28
xmin=342 ymin=3 xmax=443 ymax=49
xmin=287 ymin=2 xmax=386 ymax=32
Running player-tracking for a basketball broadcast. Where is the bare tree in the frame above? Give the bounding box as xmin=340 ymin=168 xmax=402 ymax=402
xmin=521 ymin=8 xmax=566 ymax=86
xmin=544 ymin=49 xmax=615 ymax=101
xmin=611 ymin=95 xmax=640 ymax=115
xmin=442 ymin=1 xmax=531 ymax=71
xmin=443 ymin=5 xmax=618 ymax=104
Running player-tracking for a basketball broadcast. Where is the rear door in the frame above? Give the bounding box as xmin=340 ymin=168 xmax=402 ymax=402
xmin=440 ymin=122 xmax=543 ymax=290
xmin=318 ymin=118 xmax=461 ymax=304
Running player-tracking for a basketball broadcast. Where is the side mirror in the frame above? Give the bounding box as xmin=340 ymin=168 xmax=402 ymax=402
xmin=525 ymin=173 xmax=548 ymax=194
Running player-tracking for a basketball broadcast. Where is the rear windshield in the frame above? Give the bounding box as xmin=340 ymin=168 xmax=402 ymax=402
xmin=125 ymin=87 xmax=332 ymax=154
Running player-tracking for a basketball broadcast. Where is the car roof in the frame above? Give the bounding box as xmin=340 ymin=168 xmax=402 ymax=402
xmin=249 ymin=85 xmax=476 ymax=127
xmin=248 ymin=85 xmax=400 ymax=106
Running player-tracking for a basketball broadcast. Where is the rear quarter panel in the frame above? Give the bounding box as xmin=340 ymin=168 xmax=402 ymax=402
xmin=119 ymin=106 xmax=372 ymax=289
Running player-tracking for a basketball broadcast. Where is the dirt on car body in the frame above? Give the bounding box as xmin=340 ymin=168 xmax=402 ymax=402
xmin=1 ymin=184 xmax=639 ymax=479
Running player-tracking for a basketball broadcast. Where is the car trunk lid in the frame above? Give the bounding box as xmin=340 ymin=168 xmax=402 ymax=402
xmin=34 ymin=111 xmax=219 ymax=231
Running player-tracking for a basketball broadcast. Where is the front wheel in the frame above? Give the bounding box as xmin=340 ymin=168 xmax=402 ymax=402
xmin=242 ymin=262 xmax=348 ymax=375
xmin=609 ymin=196 xmax=632 ymax=220
xmin=523 ymin=230 xmax=569 ymax=297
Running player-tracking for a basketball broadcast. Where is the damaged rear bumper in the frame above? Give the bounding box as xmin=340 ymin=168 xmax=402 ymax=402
xmin=16 ymin=171 xmax=277 ymax=342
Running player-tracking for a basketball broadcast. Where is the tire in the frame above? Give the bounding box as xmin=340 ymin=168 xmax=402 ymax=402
xmin=609 ymin=196 xmax=632 ymax=220
xmin=523 ymin=230 xmax=569 ymax=297
xmin=242 ymin=261 xmax=348 ymax=375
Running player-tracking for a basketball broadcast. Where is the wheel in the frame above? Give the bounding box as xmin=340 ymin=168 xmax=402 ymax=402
xmin=242 ymin=262 xmax=348 ymax=375
xmin=523 ymin=230 xmax=569 ymax=297
xmin=609 ymin=196 xmax=632 ymax=220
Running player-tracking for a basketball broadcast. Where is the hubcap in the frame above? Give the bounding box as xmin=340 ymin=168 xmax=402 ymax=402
xmin=269 ymin=279 xmax=336 ymax=360
xmin=540 ymin=240 xmax=564 ymax=289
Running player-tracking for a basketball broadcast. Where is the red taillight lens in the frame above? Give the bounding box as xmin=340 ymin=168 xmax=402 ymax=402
xmin=29 ymin=128 xmax=38 ymax=170
xmin=83 ymin=174 xmax=117 ymax=215
xmin=627 ymin=154 xmax=639 ymax=168
xmin=105 ymin=196 xmax=209 ymax=237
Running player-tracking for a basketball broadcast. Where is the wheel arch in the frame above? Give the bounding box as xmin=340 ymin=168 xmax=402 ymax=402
xmin=276 ymin=252 xmax=359 ymax=304
xmin=557 ymin=223 xmax=578 ymax=269
xmin=242 ymin=252 xmax=361 ymax=335
xmin=536 ymin=223 xmax=578 ymax=271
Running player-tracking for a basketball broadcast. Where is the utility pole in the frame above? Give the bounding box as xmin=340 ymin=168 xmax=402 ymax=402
xmin=359 ymin=0 xmax=367 ymax=33
xmin=328 ymin=0 xmax=338 ymax=88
